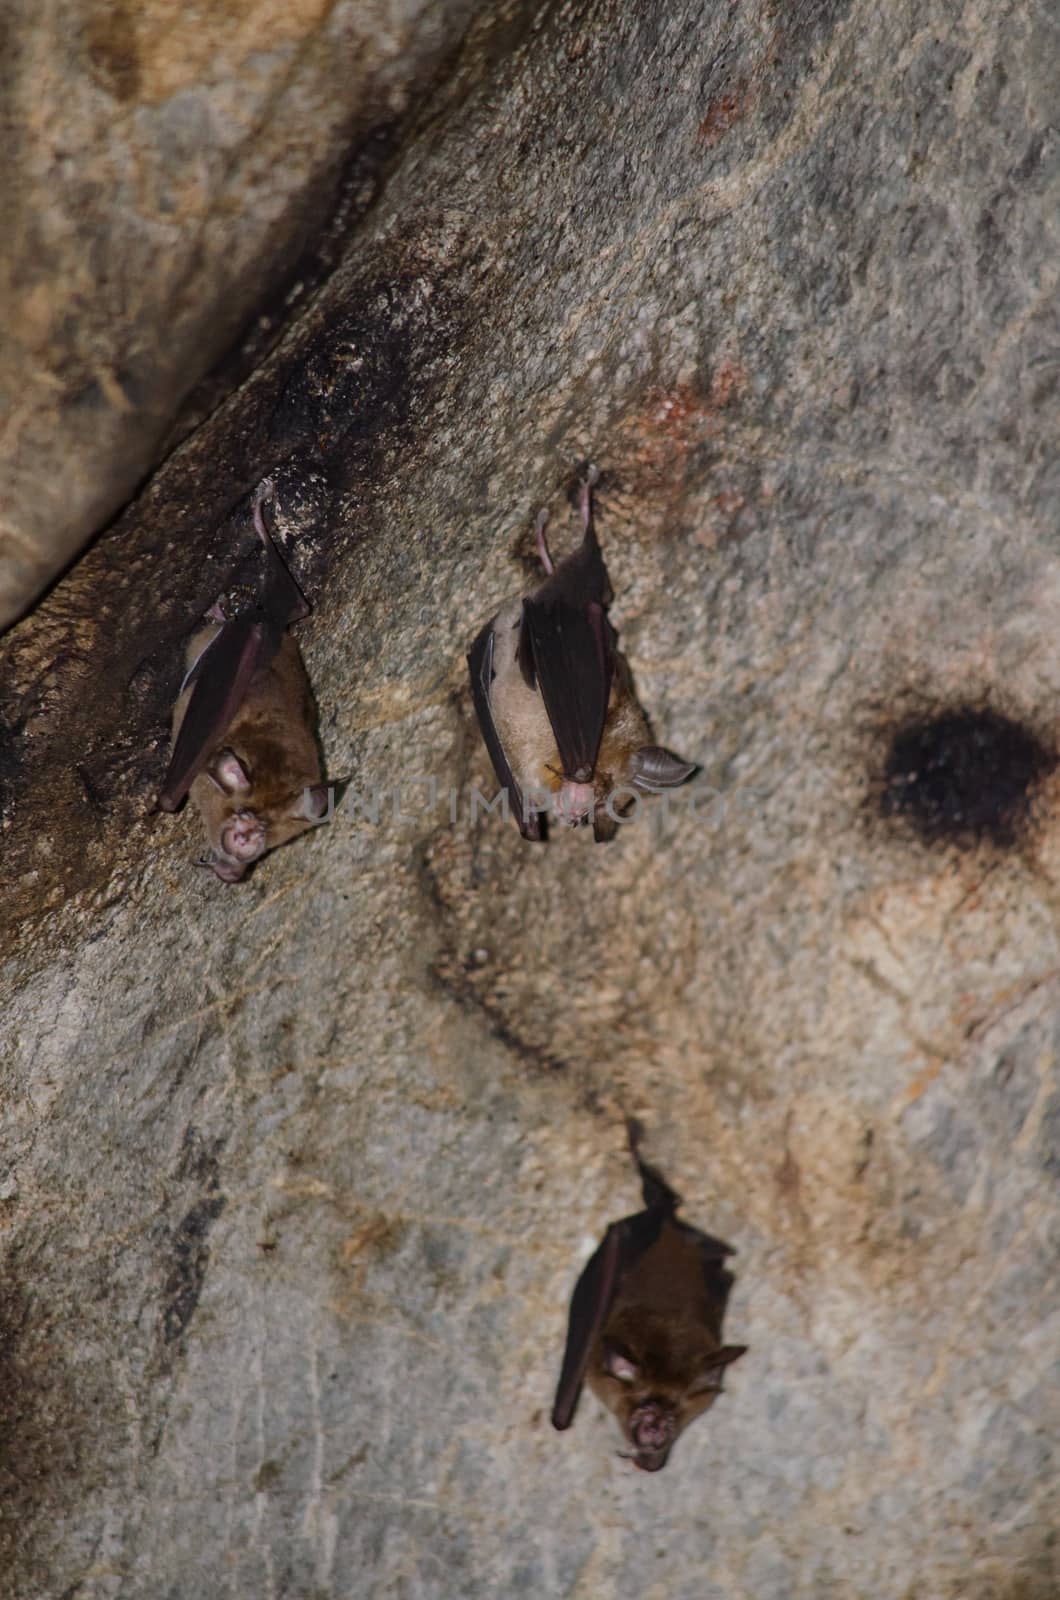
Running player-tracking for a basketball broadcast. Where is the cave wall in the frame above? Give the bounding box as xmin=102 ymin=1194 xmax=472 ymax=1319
xmin=1 ymin=0 xmax=1059 ymax=1596
xmin=0 ymin=0 xmax=483 ymax=628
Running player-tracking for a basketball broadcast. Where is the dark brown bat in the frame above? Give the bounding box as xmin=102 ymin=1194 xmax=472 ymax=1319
xmin=157 ymin=489 xmax=331 ymax=881
xmin=552 ymin=1122 xmax=747 ymax=1471
xmin=467 ymin=468 xmax=695 ymax=840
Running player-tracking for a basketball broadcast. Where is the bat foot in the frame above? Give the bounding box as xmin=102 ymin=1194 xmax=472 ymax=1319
xmin=534 ymin=509 xmax=554 ymax=575
xmin=250 ymin=478 xmax=311 ymax=622
xmin=252 ymin=479 xmax=276 ymax=546
xmin=578 ymin=463 xmax=599 ymax=534
xmin=625 ymin=1120 xmax=680 ymax=1215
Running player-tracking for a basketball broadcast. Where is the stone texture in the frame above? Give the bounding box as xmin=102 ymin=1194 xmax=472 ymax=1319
xmin=0 ymin=0 xmax=482 ymax=629
xmin=2 ymin=0 xmax=1060 ymax=1596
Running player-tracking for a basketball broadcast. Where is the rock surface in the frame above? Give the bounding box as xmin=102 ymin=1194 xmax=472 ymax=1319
xmin=0 ymin=0 xmax=481 ymax=629
xmin=2 ymin=0 xmax=1060 ymax=1597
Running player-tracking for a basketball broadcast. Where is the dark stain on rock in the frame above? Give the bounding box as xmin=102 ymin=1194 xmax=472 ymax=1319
xmin=991 ymin=1542 xmax=1060 ymax=1600
xmin=160 ymin=1129 xmax=227 ymax=1348
xmin=161 ymin=1194 xmax=227 ymax=1345
xmin=417 ymin=811 xmax=570 ymax=1076
xmin=0 ymin=1261 xmax=89 ymax=1594
xmin=1035 ymin=1092 xmax=1060 ymax=1181
xmin=877 ymin=706 xmax=1055 ymax=850
xmin=0 ymin=710 xmax=23 ymax=824
xmin=430 ymin=957 xmax=569 ymax=1076
xmin=85 ymin=0 xmax=141 ymax=103
xmin=0 ymin=236 xmax=457 ymax=950
xmin=162 ymin=123 xmax=405 ymax=458
xmin=254 ymin=1457 xmax=284 ymax=1493
xmin=267 ymin=277 xmax=430 ymax=495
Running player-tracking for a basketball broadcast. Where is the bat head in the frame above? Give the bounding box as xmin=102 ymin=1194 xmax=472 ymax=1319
xmin=194 ymin=749 xmax=331 ymax=881
xmin=597 ymin=1337 xmax=747 ymax=1471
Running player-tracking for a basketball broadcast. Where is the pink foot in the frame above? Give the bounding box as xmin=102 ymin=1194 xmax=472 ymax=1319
xmin=535 ymin=509 xmax=554 ymax=575
xmin=252 ymin=481 xmax=274 ymax=547
xmin=578 ymin=463 xmax=599 ymax=534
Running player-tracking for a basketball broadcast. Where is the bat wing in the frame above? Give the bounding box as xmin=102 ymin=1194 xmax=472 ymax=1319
xmin=259 ymin=516 xmax=310 ymax=626
xmin=158 ymin=515 xmax=308 ymax=813
xmin=519 ymin=531 xmax=613 ymax=783
xmin=467 ymin=620 xmax=543 ymax=842
xmin=692 ymin=1226 xmax=738 ymax=1310
xmin=157 ymin=616 xmax=270 ymax=811
xmin=551 ymin=1206 xmax=665 ymax=1430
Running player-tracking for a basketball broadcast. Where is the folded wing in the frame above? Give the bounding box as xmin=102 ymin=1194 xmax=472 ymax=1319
xmin=518 ymin=525 xmax=613 ymax=783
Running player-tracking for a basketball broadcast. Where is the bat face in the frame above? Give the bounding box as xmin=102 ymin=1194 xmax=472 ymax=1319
xmin=158 ymin=487 xmax=332 ymax=879
xmin=468 ymin=472 xmax=695 ymax=841
xmin=587 ymin=1289 xmax=747 ymax=1471
xmin=174 ymin=629 xmax=328 ymax=882
xmin=552 ymin=1128 xmax=747 ymax=1470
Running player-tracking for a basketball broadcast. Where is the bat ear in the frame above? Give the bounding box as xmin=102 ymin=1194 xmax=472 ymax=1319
xmin=604 ymin=1346 xmax=640 ymax=1384
xmin=292 ymin=784 xmax=334 ymax=823
xmin=630 ymin=745 xmax=697 ymax=789
xmin=208 ymin=749 xmax=251 ymax=794
xmin=709 ymin=1344 xmax=748 ymax=1366
xmin=691 ymin=1344 xmax=748 ymax=1392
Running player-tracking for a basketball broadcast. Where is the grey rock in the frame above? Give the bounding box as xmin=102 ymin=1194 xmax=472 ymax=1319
xmin=2 ymin=0 xmax=1060 ymax=1596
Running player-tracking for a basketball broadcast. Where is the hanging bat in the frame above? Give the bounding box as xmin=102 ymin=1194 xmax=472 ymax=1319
xmin=157 ymin=488 xmax=331 ymax=881
xmin=552 ymin=1122 xmax=747 ymax=1471
xmin=467 ymin=467 xmax=695 ymax=840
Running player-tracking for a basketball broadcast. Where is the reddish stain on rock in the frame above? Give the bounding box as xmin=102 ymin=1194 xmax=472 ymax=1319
xmin=634 ymin=368 xmax=744 ymax=468
xmin=636 ymin=383 xmax=718 ymax=481
xmin=697 ymin=78 xmax=752 ymax=145
xmin=612 ymin=366 xmax=749 ymax=530
xmin=650 ymin=384 xmax=713 ymax=437
xmin=709 ymin=356 xmax=744 ymax=409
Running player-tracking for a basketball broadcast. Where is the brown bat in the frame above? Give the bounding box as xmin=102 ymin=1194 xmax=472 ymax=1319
xmin=157 ymin=490 xmax=331 ymax=881
xmin=552 ymin=1123 xmax=747 ymax=1471
xmin=467 ymin=467 xmax=695 ymax=840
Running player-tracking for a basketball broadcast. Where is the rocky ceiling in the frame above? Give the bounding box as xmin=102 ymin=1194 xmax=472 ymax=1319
xmin=1 ymin=0 xmax=1058 ymax=1596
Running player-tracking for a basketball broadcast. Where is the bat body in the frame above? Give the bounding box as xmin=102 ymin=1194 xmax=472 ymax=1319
xmin=552 ymin=1125 xmax=746 ymax=1471
xmin=159 ymin=492 xmax=330 ymax=881
xmin=468 ymin=469 xmax=694 ymax=840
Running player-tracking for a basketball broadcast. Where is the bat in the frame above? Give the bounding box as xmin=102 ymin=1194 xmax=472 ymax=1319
xmin=552 ymin=1121 xmax=747 ymax=1471
xmin=467 ymin=467 xmax=695 ymax=840
xmin=157 ymin=488 xmax=331 ymax=881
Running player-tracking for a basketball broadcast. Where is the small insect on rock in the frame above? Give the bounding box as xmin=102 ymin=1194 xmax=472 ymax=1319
xmin=552 ymin=1122 xmax=747 ymax=1471
xmin=156 ymin=488 xmax=332 ymax=882
xmin=467 ymin=467 xmax=695 ymax=840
